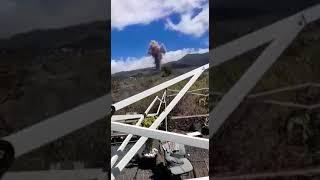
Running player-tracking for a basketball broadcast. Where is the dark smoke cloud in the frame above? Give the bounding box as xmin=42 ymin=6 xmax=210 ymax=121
xmin=0 ymin=0 xmax=108 ymax=38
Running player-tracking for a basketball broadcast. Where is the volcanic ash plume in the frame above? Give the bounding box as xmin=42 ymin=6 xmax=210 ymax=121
xmin=148 ymin=40 xmax=166 ymax=71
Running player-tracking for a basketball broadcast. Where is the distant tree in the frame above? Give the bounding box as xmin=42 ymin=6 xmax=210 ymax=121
xmin=161 ymin=66 xmax=172 ymax=77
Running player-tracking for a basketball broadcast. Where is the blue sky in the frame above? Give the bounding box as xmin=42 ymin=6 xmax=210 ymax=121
xmin=112 ymin=15 xmax=208 ymax=58
xmin=111 ymin=0 xmax=209 ymax=74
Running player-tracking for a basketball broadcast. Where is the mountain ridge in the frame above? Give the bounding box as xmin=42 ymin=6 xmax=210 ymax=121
xmin=112 ymin=52 xmax=209 ymax=78
xmin=0 ymin=21 xmax=107 ymax=52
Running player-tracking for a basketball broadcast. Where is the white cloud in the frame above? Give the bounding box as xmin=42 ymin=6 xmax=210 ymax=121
xmin=165 ymin=4 xmax=208 ymax=37
xmin=0 ymin=0 xmax=106 ymax=38
xmin=111 ymin=0 xmax=207 ymax=33
xmin=111 ymin=48 xmax=208 ymax=74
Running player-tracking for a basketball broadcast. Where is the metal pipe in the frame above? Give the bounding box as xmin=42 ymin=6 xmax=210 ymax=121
xmin=164 ymin=89 xmax=168 ymax=131
xmin=112 ymin=122 xmax=209 ymax=149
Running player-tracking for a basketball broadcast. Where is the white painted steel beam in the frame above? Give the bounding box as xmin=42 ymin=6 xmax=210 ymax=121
xmin=304 ymin=4 xmax=320 ymax=23
xmin=145 ymin=95 xmax=160 ymax=115
xmin=167 ymin=88 xmax=208 ymax=93
xmin=209 ymin=83 xmax=320 ymax=99
xmin=111 ymin=114 xmax=143 ymax=121
xmin=186 ymin=177 xmax=209 ymax=180
xmin=3 ymin=94 xmax=112 ymax=158
xmin=248 ymin=83 xmax=313 ymax=98
xmin=259 ymin=100 xmax=320 ymax=110
xmin=112 ymin=64 xmax=209 ymax=111
xmin=164 ymin=89 xmax=168 ymax=131
xmin=112 ymin=122 xmax=209 ymax=149
xmin=210 ymin=5 xmax=320 ymax=138
xmin=210 ymin=14 xmax=305 ymax=138
xmin=111 ymin=67 xmax=206 ymax=180
xmin=111 ymin=95 xmax=160 ymax=167
xmin=111 ymin=113 xmax=157 ymax=122
xmin=311 ymin=104 xmax=320 ymax=109
xmin=261 ymin=100 xmax=310 ymax=109
xmin=156 ymin=91 xmax=166 ymax=115
xmin=171 ymin=114 xmax=209 ymax=120
xmin=168 ymin=92 xmax=208 ymax=97
xmin=210 ymin=4 xmax=320 ymax=68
